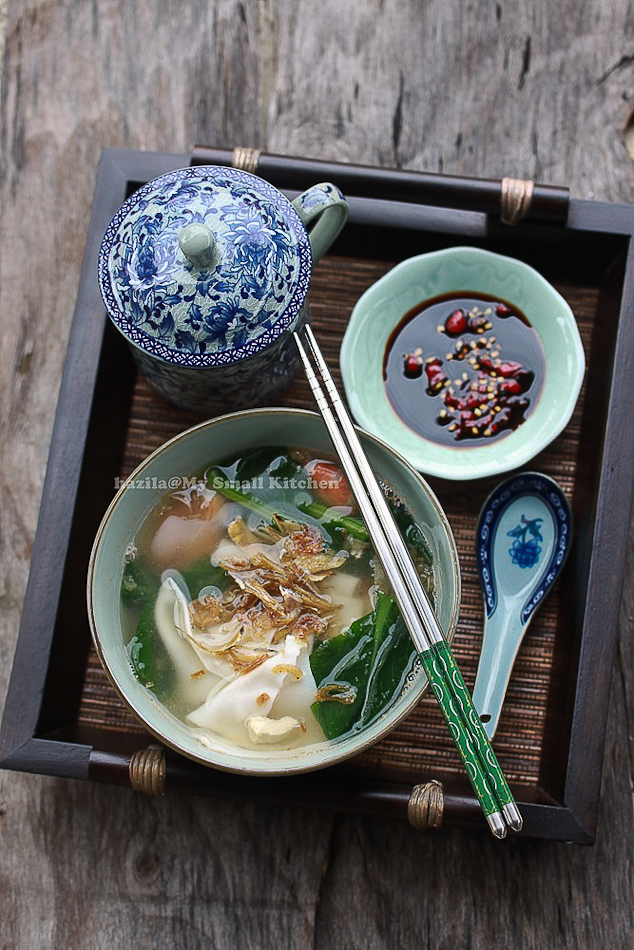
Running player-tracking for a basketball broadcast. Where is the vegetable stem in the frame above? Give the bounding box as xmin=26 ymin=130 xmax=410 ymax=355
xmin=207 ymin=468 xmax=369 ymax=541
xmin=296 ymin=500 xmax=368 ymax=541
xmin=207 ymin=468 xmax=277 ymax=519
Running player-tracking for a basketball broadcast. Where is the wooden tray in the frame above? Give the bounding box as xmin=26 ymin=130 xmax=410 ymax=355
xmin=2 ymin=147 xmax=633 ymax=843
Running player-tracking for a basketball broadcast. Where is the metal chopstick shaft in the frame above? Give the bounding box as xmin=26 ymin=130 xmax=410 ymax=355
xmin=303 ymin=326 xmax=442 ymax=643
xmin=294 ymin=332 xmax=431 ymax=652
xmin=294 ymin=330 xmax=511 ymax=837
xmin=302 ymin=326 xmax=523 ymax=832
xmin=300 ymin=326 xmax=523 ymax=834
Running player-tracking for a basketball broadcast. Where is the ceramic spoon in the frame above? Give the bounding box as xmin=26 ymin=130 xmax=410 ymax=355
xmin=473 ymin=472 xmax=573 ymax=738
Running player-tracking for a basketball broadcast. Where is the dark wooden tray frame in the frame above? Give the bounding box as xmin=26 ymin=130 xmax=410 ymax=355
xmin=2 ymin=147 xmax=634 ymax=843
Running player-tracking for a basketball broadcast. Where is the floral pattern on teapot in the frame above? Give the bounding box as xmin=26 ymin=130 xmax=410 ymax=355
xmin=131 ymin=299 xmax=311 ymax=414
xmin=99 ymin=166 xmax=312 ymax=366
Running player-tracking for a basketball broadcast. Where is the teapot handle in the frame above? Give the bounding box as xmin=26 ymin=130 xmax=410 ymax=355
xmin=292 ymin=183 xmax=349 ymax=264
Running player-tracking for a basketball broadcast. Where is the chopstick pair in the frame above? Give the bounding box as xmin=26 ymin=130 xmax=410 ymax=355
xmin=294 ymin=325 xmax=523 ymax=838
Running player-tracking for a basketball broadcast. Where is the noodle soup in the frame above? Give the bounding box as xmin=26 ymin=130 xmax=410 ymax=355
xmin=120 ymin=446 xmax=437 ymax=755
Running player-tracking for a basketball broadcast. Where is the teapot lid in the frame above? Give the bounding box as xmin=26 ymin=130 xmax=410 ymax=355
xmin=98 ymin=166 xmax=312 ymax=365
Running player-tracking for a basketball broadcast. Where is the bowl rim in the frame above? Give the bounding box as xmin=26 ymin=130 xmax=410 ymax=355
xmin=340 ymin=245 xmax=586 ymax=480
xmin=87 ymin=406 xmax=461 ymax=775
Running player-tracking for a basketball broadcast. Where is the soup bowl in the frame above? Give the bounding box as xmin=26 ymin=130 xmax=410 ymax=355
xmin=87 ymin=408 xmax=461 ymax=775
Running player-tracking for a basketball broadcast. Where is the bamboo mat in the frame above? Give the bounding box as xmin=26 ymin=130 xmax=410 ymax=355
xmin=77 ymin=253 xmax=598 ymax=790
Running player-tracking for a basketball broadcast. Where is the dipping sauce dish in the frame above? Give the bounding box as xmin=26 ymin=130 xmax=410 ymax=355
xmin=340 ymin=247 xmax=585 ymax=480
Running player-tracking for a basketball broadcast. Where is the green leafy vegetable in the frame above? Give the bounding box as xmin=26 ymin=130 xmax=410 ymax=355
xmin=233 ymin=446 xmax=298 ymax=483
xmin=296 ymin=498 xmax=369 ymax=542
xmin=311 ymin=619 xmax=375 ymax=738
xmin=120 ymin=558 xmax=160 ymax=607
xmin=127 ymin=603 xmax=173 ymax=695
xmin=357 ymin=604 xmax=418 ymax=729
xmin=121 ymin=555 xmax=230 ymax=608
xmin=387 ymin=497 xmax=433 ymax=565
xmin=207 ymin=467 xmax=278 ymax=519
xmin=310 ymin=592 xmax=417 ymax=740
xmin=178 ymin=558 xmax=231 ymax=600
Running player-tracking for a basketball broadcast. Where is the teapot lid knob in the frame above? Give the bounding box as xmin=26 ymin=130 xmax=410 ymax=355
xmin=178 ymin=223 xmax=216 ymax=269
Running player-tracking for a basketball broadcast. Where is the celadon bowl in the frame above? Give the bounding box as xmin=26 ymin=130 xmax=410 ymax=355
xmin=87 ymin=408 xmax=461 ymax=776
xmin=340 ymin=246 xmax=586 ymax=480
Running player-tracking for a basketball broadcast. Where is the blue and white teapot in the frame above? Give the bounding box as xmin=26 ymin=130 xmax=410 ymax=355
xmin=98 ymin=165 xmax=348 ymax=412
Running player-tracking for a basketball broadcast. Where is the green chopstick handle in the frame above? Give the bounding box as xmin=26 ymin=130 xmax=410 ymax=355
xmin=420 ymin=644 xmax=501 ymax=820
xmin=428 ymin=641 xmax=516 ymax=809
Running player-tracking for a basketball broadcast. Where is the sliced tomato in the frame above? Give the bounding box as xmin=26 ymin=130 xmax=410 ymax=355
xmin=309 ymin=461 xmax=353 ymax=507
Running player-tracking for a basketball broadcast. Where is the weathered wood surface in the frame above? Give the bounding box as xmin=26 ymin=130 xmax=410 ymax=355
xmin=0 ymin=1 xmax=633 ymax=947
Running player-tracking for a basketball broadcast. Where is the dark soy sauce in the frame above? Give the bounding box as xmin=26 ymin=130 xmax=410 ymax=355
xmin=383 ymin=291 xmax=546 ymax=447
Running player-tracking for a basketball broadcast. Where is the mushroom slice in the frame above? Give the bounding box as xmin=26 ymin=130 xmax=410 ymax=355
xmin=245 ymin=715 xmax=301 ymax=744
xmin=228 ymin=516 xmax=258 ymax=547
xmin=187 ymin=621 xmax=242 ymax=655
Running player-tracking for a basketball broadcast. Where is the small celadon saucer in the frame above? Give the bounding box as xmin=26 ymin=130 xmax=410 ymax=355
xmin=340 ymin=246 xmax=585 ymax=480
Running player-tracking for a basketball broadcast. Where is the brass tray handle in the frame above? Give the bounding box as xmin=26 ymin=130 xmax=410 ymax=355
xmin=129 ymin=744 xmax=167 ymax=796
xmin=232 ymin=147 xmax=262 ymax=174
xmin=501 ymin=177 xmax=535 ymax=225
xmin=231 ymin=156 xmax=535 ymax=226
xmin=126 ymin=741 xmax=445 ymax=826
xmin=408 ymin=779 xmax=444 ymax=830
xmin=192 ymin=146 xmax=566 ymax=224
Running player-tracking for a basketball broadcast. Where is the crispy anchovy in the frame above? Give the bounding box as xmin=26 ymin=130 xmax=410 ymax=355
xmin=315 ymin=682 xmax=358 ymax=705
xmin=224 ymin=570 xmax=286 ymax=617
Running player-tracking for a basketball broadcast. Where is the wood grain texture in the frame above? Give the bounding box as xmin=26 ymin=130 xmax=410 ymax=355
xmin=0 ymin=1 xmax=633 ymax=948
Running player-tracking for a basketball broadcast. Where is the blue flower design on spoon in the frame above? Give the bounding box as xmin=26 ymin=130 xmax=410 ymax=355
xmin=507 ymin=515 xmax=544 ymax=568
